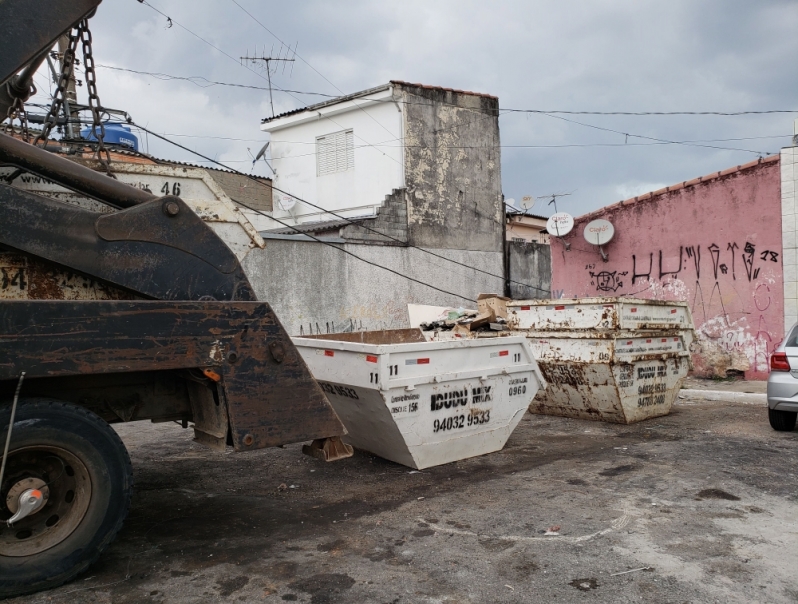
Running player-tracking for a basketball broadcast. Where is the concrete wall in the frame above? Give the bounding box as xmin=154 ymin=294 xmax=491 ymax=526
xmin=243 ymin=238 xmax=503 ymax=336
xmin=781 ymin=143 xmax=797 ymax=333
xmin=550 ymin=157 xmax=783 ymax=380
xmin=506 ymin=241 xmax=551 ymax=300
xmin=398 ymin=84 xmax=503 ymax=253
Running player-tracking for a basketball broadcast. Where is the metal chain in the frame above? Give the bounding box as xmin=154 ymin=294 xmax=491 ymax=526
xmin=80 ymin=20 xmax=113 ymax=176
xmin=33 ymin=26 xmax=81 ymax=148
xmin=2 ymin=90 xmax=33 ymax=143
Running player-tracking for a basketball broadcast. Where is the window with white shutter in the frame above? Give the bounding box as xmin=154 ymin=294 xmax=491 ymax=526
xmin=316 ymin=130 xmax=354 ymax=176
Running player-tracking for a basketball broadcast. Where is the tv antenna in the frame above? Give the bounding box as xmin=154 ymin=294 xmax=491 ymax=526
xmin=542 ymin=191 xmax=572 ymax=214
xmin=241 ymin=42 xmax=297 ymax=117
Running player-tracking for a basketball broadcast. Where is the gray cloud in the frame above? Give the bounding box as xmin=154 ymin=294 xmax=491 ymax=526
xmin=31 ymin=0 xmax=798 ymax=217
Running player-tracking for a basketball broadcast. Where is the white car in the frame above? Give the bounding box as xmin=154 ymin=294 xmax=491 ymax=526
xmin=767 ymin=324 xmax=798 ymax=431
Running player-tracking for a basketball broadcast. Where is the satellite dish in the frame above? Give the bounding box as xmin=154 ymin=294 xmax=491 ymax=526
xmin=546 ymin=212 xmax=574 ymax=237
xmin=505 ymin=198 xmax=516 ymax=208
xmin=583 ymin=219 xmax=614 ymax=246
xmin=520 ymin=195 xmax=535 ymax=210
xmin=254 ymin=141 xmax=270 ymax=162
xmin=275 ymin=192 xmax=296 ymax=212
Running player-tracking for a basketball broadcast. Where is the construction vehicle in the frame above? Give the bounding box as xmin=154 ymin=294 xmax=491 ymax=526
xmin=0 ymin=1 xmax=347 ymax=597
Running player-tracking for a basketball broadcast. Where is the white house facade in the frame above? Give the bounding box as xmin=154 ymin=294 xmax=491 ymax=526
xmin=259 ymin=84 xmax=405 ymax=228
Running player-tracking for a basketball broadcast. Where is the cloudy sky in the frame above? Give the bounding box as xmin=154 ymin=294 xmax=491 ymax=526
xmin=27 ymin=0 xmax=798 ymax=217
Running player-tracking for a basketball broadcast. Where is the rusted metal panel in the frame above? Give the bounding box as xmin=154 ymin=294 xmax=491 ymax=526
xmin=524 ymin=330 xmax=692 ymax=424
xmin=0 ymin=252 xmax=133 ymax=301
xmin=0 ymin=184 xmax=255 ymax=301
xmin=0 ymin=301 xmax=345 ymax=450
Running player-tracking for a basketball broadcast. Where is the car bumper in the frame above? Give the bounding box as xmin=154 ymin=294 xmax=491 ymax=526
xmin=767 ymin=372 xmax=798 ymax=411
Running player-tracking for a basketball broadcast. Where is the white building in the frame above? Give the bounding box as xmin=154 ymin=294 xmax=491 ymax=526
xmin=260 ymin=83 xmax=405 ymax=227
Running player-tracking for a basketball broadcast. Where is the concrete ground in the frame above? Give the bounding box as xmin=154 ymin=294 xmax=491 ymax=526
xmin=12 ymin=383 xmax=798 ymax=604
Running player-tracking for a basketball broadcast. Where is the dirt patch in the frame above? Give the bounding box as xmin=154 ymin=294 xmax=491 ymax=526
xmin=599 ymin=464 xmax=638 ymax=476
xmin=288 ymin=573 xmax=356 ymax=604
xmin=216 ymin=575 xmax=249 ymax=597
xmin=696 ymin=488 xmax=741 ymax=501
xmin=570 ymin=578 xmax=599 ymax=591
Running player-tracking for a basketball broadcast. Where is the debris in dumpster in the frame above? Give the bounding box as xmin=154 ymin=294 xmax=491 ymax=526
xmin=417 ymin=295 xmax=510 ymax=336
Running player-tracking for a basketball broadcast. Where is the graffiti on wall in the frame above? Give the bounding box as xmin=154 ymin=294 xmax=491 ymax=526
xmin=585 ymin=240 xmax=781 ymax=376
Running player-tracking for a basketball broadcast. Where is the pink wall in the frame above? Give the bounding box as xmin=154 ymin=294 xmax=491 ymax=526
xmin=551 ymin=157 xmax=783 ymax=380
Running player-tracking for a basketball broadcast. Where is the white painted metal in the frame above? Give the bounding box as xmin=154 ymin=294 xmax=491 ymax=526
xmin=293 ymin=335 xmax=545 ymax=469
xmin=507 ymin=297 xmax=693 ymax=331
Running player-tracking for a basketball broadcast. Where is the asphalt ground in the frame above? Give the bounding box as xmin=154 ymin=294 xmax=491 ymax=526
xmin=11 ymin=386 xmax=798 ymax=604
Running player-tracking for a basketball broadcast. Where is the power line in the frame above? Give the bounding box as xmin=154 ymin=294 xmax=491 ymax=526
xmin=95 ymin=64 xmax=798 ymax=120
xmin=135 ymin=1 xmax=402 ymax=166
xmin=507 ymin=109 xmax=798 ymax=116
xmin=130 ymin=120 xmax=549 ymax=296
xmin=130 ymin=122 xmax=486 ymax=301
xmin=537 ymin=112 xmax=774 ymax=155
xmin=228 ymin=0 xmax=405 ymax=142
xmin=96 ymin=65 xmax=335 ymax=97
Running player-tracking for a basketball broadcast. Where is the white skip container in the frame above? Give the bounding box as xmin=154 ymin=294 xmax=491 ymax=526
xmin=293 ymin=329 xmax=545 ymax=469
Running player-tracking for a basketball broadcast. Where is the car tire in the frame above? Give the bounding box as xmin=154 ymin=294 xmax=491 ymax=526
xmin=0 ymin=398 xmax=133 ymax=598
xmin=768 ymin=407 xmax=797 ymax=432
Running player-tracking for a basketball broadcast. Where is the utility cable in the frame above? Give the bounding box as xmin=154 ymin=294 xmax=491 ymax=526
xmin=130 ymin=121 xmax=483 ymax=302
xmin=228 ymin=0 xmax=400 ymax=142
xmin=135 ymin=1 xmax=399 ymax=164
xmin=96 ymin=64 xmax=337 ymax=97
xmin=537 ymin=112 xmax=773 ymax=155
xmin=130 ymin=121 xmax=550 ymax=296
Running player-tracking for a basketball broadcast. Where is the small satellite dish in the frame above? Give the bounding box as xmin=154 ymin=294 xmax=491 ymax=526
xmin=583 ymin=219 xmax=615 ymax=246
xmin=275 ymin=192 xmax=296 ymax=212
xmin=520 ymin=195 xmax=535 ymax=210
xmin=254 ymin=141 xmax=270 ymax=162
xmin=546 ymin=212 xmax=574 ymax=237
xmin=505 ymin=198 xmax=516 ymax=208
xmin=583 ymin=218 xmax=614 ymax=261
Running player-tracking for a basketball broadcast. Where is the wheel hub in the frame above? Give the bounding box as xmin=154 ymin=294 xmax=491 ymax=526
xmin=6 ymin=477 xmax=48 ymax=516
xmin=0 ymin=446 xmax=91 ymax=557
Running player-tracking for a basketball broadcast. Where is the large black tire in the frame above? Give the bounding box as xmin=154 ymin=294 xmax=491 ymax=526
xmin=769 ymin=407 xmax=797 ymax=432
xmin=0 ymin=399 xmax=133 ymax=598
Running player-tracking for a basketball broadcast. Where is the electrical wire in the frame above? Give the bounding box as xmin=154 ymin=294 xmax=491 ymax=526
xmin=129 ymin=121 xmax=490 ymax=302
xmin=136 ymin=0 xmax=401 ymax=166
xmin=96 ymin=64 xmax=337 ymax=97
xmin=228 ymin=0 xmax=400 ymax=142
xmin=537 ymin=112 xmax=774 ymax=156
xmin=129 ymin=121 xmax=551 ymax=296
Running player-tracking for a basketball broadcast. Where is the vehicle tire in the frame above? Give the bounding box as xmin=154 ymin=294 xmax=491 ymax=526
xmin=0 ymin=399 xmax=133 ymax=598
xmin=768 ymin=407 xmax=797 ymax=432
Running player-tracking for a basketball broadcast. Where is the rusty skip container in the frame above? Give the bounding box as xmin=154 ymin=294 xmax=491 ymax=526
xmin=498 ymin=297 xmax=696 ymax=424
xmin=525 ymin=330 xmax=692 ymax=423
xmin=507 ymin=297 xmax=693 ymax=331
xmin=293 ymin=329 xmax=545 ymax=469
